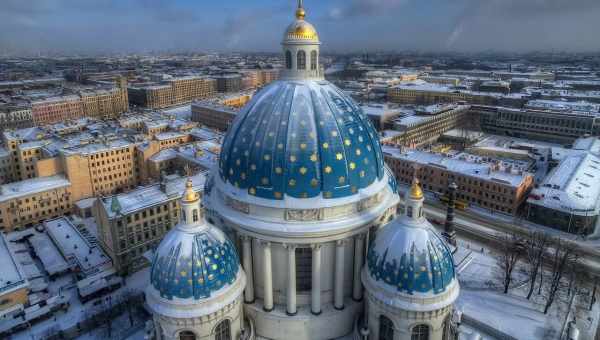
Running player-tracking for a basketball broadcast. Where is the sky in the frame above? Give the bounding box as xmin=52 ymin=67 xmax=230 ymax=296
xmin=1 ymin=0 xmax=599 ymax=55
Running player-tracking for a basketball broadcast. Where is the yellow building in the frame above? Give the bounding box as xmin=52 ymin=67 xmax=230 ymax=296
xmin=128 ymin=77 xmax=217 ymax=109
xmin=0 ymin=175 xmax=72 ymax=231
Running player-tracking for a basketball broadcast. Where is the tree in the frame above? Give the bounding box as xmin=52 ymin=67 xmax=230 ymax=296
xmin=525 ymin=231 xmax=549 ymax=300
xmin=543 ymin=237 xmax=579 ymax=314
xmin=497 ymin=233 xmax=524 ymax=294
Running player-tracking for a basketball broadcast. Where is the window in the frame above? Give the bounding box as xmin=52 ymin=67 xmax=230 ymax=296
xmin=193 ymin=209 xmax=199 ymax=222
xmin=310 ymin=50 xmax=318 ymax=70
xmin=411 ymin=324 xmax=429 ymax=340
xmin=297 ymin=50 xmax=306 ymax=70
xmin=214 ymin=320 xmax=231 ymax=340
xmin=407 ymin=206 xmax=413 ymax=218
xmin=179 ymin=331 xmax=196 ymax=340
xmin=379 ymin=315 xmax=394 ymax=340
xmin=296 ymin=247 xmax=312 ymax=291
xmin=286 ymin=51 xmax=292 ymax=69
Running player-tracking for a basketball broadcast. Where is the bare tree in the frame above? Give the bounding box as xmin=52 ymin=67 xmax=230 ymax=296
xmin=543 ymin=237 xmax=579 ymax=314
xmin=525 ymin=231 xmax=549 ymax=300
xmin=497 ymin=233 xmax=524 ymax=294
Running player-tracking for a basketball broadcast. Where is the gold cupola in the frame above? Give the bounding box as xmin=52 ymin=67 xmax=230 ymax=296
xmin=182 ymin=178 xmax=199 ymax=203
xmin=284 ymin=0 xmax=319 ymax=42
xmin=409 ymin=178 xmax=424 ymax=200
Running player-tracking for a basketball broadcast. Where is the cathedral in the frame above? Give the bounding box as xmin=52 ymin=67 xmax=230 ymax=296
xmin=145 ymin=1 xmax=460 ymax=339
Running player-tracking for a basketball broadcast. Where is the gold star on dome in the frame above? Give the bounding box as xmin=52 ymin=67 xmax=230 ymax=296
xmin=356 ymin=149 xmax=361 ymax=156
xmin=299 ymin=167 xmax=307 ymax=175
xmin=289 ymin=179 xmax=296 ymax=186
xmin=278 ymin=143 xmax=284 ymax=150
xmin=309 ymin=132 xmax=316 ymax=138
xmin=344 ymin=139 xmax=351 ymax=146
xmin=336 ymin=153 xmax=343 ymax=160
xmin=310 ymin=179 xmax=319 ymax=187
xmin=349 ymin=162 xmax=356 ymax=170
xmin=241 ymin=173 xmax=246 ymax=180
xmin=250 ymin=164 xmax=257 ymax=171
xmin=310 ymin=154 xmax=318 ymax=162
xmin=275 ymin=167 xmax=283 ymax=174
xmin=290 ymin=155 xmax=297 ymax=162
xmin=339 ymin=176 xmax=346 ymax=184
xmin=236 ymin=159 xmax=241 ymax=166
xmin=264 ymin=154 xmax=271 ymax=161
xmin=261 ymin=177 xmax=269 ymax=185
xmin=249 ymin=188 xmax=256 ymax=195
xmin=274 ymin=192 xmax=282 ymax=199
xmin=331 ymin=131 xmax=338 ymax=137
xmin=325 ymin=166 xmax=332 ymax=174
xmin=324 ymin=191 xmax=332 ymax=198
xmin=300 ymin=143 xmax=307 ymax=150
xmin=322 ymin=142 xmax=329 ymax=149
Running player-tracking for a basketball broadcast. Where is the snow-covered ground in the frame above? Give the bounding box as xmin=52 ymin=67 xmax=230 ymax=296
xmin=455 ymin=242 xmax=599 ymax=340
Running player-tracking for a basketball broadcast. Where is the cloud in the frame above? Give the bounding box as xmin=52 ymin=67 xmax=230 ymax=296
xmin=328 ymin=0 xmax=409 ymax=19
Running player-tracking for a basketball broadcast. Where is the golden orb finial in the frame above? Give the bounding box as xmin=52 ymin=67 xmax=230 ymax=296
xmin=296 ymin=0 xmax=306 ymax=20
xmin=409 ymin=178 xmax=424 ymax=200
xmin=182 ymin=178 xmax=199 ymax=203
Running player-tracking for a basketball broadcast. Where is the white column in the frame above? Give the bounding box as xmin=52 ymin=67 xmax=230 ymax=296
xmin=262 ymin=241 xmax=273 ymax=312
xmin=241 ymin=236 xmax=255 ymax=303
xmin=334 ymin=239 xmax=346 ymax=310
xmin=353 ymin=234 xmax=366 ymax=301
xmin=286 ymin=244 xmax=297 ymax=315
xmin=311 ymin=244 xmax=322 ymax=315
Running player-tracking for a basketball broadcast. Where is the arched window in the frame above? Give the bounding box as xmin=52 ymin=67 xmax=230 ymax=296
xmin=179 ymin=330 xmax=196 ymax=340
xmin=285 ymin=51 xmax=292 ymax=69
xmin=407 ymin=206 xmax=413 ymax=218
xmin=192 ymin=209 xmax=199 ymax=222
xmin=215 ymin=320 xmax=231 ymax=340
xmin=379 ymin=315 xmax=394 ymax=340
xmin=411 ymin=324 xmax=430 ymax=340
xmin=181 ymin=210 xmax=186 ymax=222
xmin=310 ymin=50 xmax=318 ymax=70
xmin=297 ymin=51 xmax=306 ymax=70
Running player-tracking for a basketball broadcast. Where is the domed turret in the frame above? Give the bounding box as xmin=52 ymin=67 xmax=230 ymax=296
xmin=362 ymin=179 xmax=459 ymax=340
xmin=146 ymin=178 xmax=246 ymax=340
xmin=281 ymin=0 xmax=322 ymax=80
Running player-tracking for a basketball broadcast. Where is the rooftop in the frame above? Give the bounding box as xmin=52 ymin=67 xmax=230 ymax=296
xmin=0 ymin=233 xmax=28 ymax=295
xmin=0 ymin=175 xmax=70 ymax=202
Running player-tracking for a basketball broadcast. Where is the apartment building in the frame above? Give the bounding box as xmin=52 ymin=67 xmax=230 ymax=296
xmin=0 ymin=175 xmax=72 ymax=231
xmin=0 ymin=107 xmax=33 ymax=132
xmin=93 ymin=173 xmax=206 ymax=274
xmin=31 ymin=81 xmax=128 ymax=126
xmin=128 ymin=76 xmax=217 ymax=109
xmin=384 ymin=105 xmax=471 ymax=147
xmin=383 ymin=147 xmax=534 ymax=215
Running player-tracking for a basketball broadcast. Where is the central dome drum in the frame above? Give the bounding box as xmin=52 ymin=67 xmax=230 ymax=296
xmin=219 ymin=80 xmax=385 ymax=200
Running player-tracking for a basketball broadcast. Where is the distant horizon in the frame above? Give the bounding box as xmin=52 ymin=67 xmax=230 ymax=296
xmin=2 ymin=0 xmax=600 ymax=56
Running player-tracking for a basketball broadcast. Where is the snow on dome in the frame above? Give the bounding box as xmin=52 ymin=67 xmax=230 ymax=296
xmin=366 ymin=216 xmax=456 ymax=297
xmin=219 ymin=80 xmax=385 ymax=200
xmin=150 ymin=221 xmax=240 ymax=300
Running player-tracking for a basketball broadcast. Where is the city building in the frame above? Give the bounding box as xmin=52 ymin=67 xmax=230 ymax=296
xmin=0 ymin=106 xmax=33 ymax=132
xmin=215 ymin=74 xmax=242 ymax=93
xmin=384 ymin=104 xmax=471 ymax=147
xmin=128 ymin=76 xmax=217 ymax=109
xmin=31 ymin=80 xmax=128 ymax=126
xmin=0 ymin=175 xmax=72 ymax=232
xmin=383 ymin=147 xmax=534 ymax=215
xmin=146 ymin=179 xmax=246 ymax=340
xmin=94 ymin=173 xmax=206 ymax=274
xmin=473 ymin=105 xmax=600 ymax=144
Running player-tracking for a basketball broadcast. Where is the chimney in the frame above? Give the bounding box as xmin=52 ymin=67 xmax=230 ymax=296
xmin=442 ymin=182 xmax=458 ymax=249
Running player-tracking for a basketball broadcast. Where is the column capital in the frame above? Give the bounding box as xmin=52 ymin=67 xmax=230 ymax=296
xmin=283 ymin=243 xmax=298 ymax=250
xmin=310 ymin=243 xmax=322 ymax=251
xmin=356 ymin=233 xmax=367 ymax=241
xmin=240 ymin=235 xmax=252 ymax=242
xmin=336 ymin=239 xmax=348 ymax=247
xmin=260 ymin=240 xmax=271 ymax=248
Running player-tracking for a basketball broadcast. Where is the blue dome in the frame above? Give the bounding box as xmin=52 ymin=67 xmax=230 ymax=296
xmin=219 ymin=80 xmax=385 ymax=200
xmin=150 ymin=226 xmax=240 ymax=300
xmin=367 ymin=218 xmax=456 ymax=296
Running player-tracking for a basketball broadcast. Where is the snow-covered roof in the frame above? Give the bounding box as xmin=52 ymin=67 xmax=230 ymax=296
xmin=0 ymin=233 xmax=29 ymax=295
xmin=525 ymin=99 xmax=600 ymax=114
xmin=61 ymin=138 xmax=132 ymax=156
xmin=44 ymin=217 xmax=112 ymax=277
xmin=383 ymin=147 xmax=531 ymax=187
xmin=0 ymin=175 xmax=70 ymax=202
xmin=100 ymin=173 xmax=207 ymax=218
xmin=528 ymin=152 xmax=600 ymax=215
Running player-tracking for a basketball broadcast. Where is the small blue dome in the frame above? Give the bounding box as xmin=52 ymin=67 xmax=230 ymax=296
xmin=367 ymin=218 xmax=456 ymax=296
xmin=150 ymin=226 xmax=240 ymax=300
xmin=219 ymin=80 xmax=385 ymax=200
